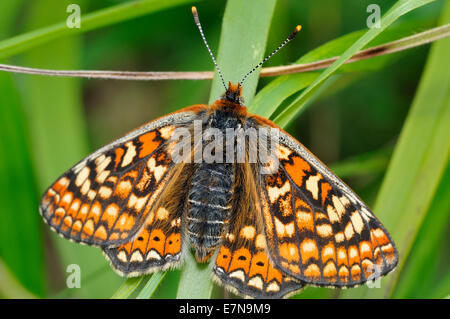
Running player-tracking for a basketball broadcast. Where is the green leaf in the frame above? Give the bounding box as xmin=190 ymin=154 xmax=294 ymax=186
xmin=176 ymin=0 xmax=277 ymax=299
xmin=330 ymin=147 xmax=392 ymax=179
xmin=0 ymin=0 xmax=45 ymax=297
xmin=136 ymin=272 xmax=167 ymax=299
xmin=272 ymin=0 xmax=436 ymax=128
xmin=111 ymin=276 xmax=147 ymax=299
xmin=392 ymin=164 xmax=450 ymax=298
xmin=0 ymin=0 xmax=202 ymax=59
xmin=0 ymin=259 xmax=36 ymax=298
xmin=19 ymin=0 xmax=121 ymax=298
xmin=341 ymin=0 xmax=450 ymax=298
xmin=208 ymin=0 xmax=277 ymax=104
xmin=249 ymin=19 xmax=442 ymax=119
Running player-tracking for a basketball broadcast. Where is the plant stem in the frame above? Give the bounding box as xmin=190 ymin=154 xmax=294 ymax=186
xmin=0 ymin=0 xmax=201 ymax=59
xmin=1 ymin=23 xmax=448 ymax=80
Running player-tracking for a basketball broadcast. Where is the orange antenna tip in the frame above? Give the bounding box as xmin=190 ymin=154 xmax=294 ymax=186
xmin=239 ymin=23 xmax=302 ymax=85
xmin=191 ymin=6 xmax=197 ymax=14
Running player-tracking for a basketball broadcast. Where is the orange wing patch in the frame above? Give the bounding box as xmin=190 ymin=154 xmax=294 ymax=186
xmin=40 ymin=124 xmax=178 ymax=247
xmin=213 ymin=185 xmax=303 ymax=298
xmin=250 ymin=122 xmax=398 ymax=287
xmin=103 ymin=205 xmax=183 ymax=276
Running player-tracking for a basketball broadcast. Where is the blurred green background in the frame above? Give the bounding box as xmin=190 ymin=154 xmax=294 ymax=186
xmin=0 ymin=0 xmax=448 ymax=299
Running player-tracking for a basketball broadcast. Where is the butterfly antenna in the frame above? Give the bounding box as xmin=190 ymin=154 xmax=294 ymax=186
xmin=192 ymin=7 xmax=227 ymax=91
xmin=239 ymin=25 xmax=302 ymax=86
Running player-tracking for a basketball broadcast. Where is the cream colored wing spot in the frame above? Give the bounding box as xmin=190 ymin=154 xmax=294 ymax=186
xmin=248 ymin=276 xmax=264 ymax=290
xmin=316 ymin=223 xmax=333 ymax=238
xmin=117 ymin=250 xmax=128 ymax=262
xmin=305 ymin=173 xmax=321 ymax=200
xmin=277 ymin=144 xmax=292 ymax=161
xmin=226 ymin=233 xmax=235 ymax=242
xmin=327 ymin=205 xmax=340 ymax=224
xmin=95 ymin=155 xmax=111 ymax=173
xmin=255 ymin=234 xmax=266 ymax=249
xmin=344 ymin=222 xmax=355 ymax=240
xmin=80 ymin=179 xmax=91 ymax=196
xmin=75 ymin=166 xmax=90 ymax=187
xmin=61 ymin=192 xmax=73 ymax=207
xmin=147 ymin=157 xmax=168 ymax=183
xmin=96 ymin=171 xmax=110 ymax=184
xmin=87 ymin=190 xmax=97 ymax=201
xmin=229 ymin=270 xmax=246 ymax=282
xmin=274 ymin=218 xmax=295 ymax=238
xmin=122 ymin=142 xmax=137 ymax=167
xmin=130 ymin=250 xmax=144 ymax=262
xmin=127 ymin=194 xmax=149 ymax=211
xmin=267 ymin=181 xmax=290 ymax=203
xmin=349 ymin=246 xmax=359 ymax=260
xmin=69 ymin=200 xmax=80 ymax=213
xmin=156 ymin=207 xmax=170 ymax=220
xmin=159 ymin=126 xmax=175 ymax=139
xmin=90 ymin=202 xmax=101 ymax=218
xmin=322 ymin=245 xmax=335 ymax=261
xmin=332 ymin=195 xmax=346 ymax=220
xmin=98 ymin=186 xmax=113 ymax=199
xmin=240 ymin=225 xmax=256 ymax=240
xmin=106 ymin=204 xmax=119 ymax=218
xmin=335 ymin=231 xmax=345 ymax=243
xmin=266 ymin=281 xmax=280 ymax=292
xmin=146 ymin=249 xmax=162 ymax=261
xmin=171 ymin=217 xmax=181 ymax=227
xmin=350 ymin=211 xmax=364 ymax=234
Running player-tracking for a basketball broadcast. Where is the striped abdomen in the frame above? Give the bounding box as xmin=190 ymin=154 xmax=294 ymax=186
xmin=187 ymin=163 xmax=233 ymax=261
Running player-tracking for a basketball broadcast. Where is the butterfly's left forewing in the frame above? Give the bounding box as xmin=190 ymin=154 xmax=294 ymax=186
xmin=251 ymin=115 xmax=398 ymax=287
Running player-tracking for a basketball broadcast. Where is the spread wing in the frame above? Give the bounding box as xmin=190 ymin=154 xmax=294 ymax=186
xmin=102 ymin=163 xmax=195 ymax=276
xmin=213 ymin=163 xmax=304 ymax=298
xmin=40 ymin=105 xmax=207 ymax=247
xmin=251 ymin=114 xmax=398 ymax=287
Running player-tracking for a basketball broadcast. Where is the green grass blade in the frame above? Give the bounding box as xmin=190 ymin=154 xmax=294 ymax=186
xmin=0 ymin=0 xmax=201 ymax=59
xmin=391 ymin=164 xmax=450 ymax=298
xmin=136 ymin=272 xmax=167 ymax=299
xmin=176 ymin=0 xmax=277 ymax=299
xmin=0 ymin=259 xmax=37 ymax=298
xmin=272 ymin=0 xmax=436 ymax=128
xmin=330 ymin=147 xmax=392 ymax=179
xmin=19 ymin=0 xmax=121 ymax=298
xmin=111 ymin=276 xmax=147 ymax=299
xmin=431 ymin=272 xmax=450 ymax=299
xmin=177 ymin=254 xmax=213 ymax=299
xmin=0 ymin=0 xmax=45 ymax=297
xmin=341 ymin=1 xmax=450 ymax=298
xmin=208 ymin=0 xmax=277 ymax=104
xmin=249 ymin=20 xmax=442 ymax=118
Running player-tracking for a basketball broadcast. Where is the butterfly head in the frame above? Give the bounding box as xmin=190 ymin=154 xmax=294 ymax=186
xmin=212 ymin=81 xmax=247 ymax=115
xmin=192 ymin=7 xmax=302 ymax=114
xmin=223 ymin=82 xmax=243 ymax=104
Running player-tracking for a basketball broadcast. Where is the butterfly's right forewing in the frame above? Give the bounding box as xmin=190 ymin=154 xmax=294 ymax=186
xmin=40 ymin=105 xmax=208 ymax=247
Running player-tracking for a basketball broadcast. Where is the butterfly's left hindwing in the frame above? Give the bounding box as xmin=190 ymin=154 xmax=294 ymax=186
xmin=251 ymin=115 xmax=398 ymax=287
xmin=40 ymin=106 xmax=208 ymax=248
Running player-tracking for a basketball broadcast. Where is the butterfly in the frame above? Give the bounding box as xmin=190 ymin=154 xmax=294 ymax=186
xmin=39 ymin=7 xmax=398 ymax=299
